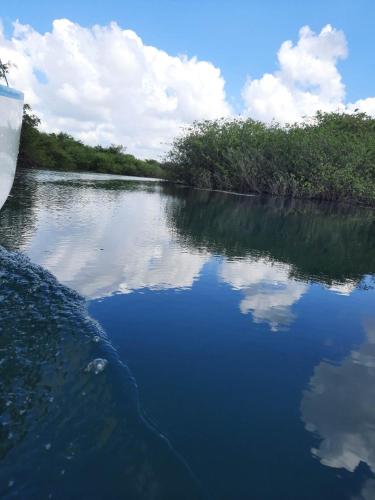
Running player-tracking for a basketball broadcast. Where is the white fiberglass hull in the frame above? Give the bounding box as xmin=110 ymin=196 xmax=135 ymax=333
xmin=0 ymin=84 xmax=24 ymax=210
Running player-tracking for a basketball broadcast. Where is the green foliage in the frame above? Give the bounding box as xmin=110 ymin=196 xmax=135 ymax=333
xmin=0 ymin=59 xmax=9 ymax=85
xmin=165 ymin=112 xmax=375 ymax=205
xmin=18 ymin=105 xmax=165 ymax=179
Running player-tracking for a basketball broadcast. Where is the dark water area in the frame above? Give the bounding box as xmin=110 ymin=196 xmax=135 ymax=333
xmin=1 ymin=169 xmax=375 ymax=499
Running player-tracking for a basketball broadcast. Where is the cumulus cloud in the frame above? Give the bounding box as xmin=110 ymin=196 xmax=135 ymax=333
xmin=2 ymin=19 xmax=375 ymax=156
xmin=242 ymin=25 xmax=348 ymax=123
xmin=0 ymin=19 xmax=230 ymax=157
xmin=242 ymin=24 xmax=375 ymax=124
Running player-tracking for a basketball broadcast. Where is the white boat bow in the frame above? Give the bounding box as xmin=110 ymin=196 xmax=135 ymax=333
xmin=0 ymin=84 xmax=24 ymax=210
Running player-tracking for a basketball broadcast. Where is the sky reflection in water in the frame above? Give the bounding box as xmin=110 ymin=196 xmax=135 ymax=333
xmin=1 ymin=169 xmax=375 ymax=499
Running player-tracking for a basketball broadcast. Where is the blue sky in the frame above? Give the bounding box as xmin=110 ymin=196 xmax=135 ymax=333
xmin=3 ymin=0 xmax=374 ymax=104
xmin=1 ymin=1 xmax=374 ymax=157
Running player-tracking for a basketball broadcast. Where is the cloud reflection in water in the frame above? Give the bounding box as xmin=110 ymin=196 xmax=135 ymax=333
xmin=25 ymin=180 xmax=209 ymax=298
xmin=301 ymin=320 xmax=375 ymax=496
xmin=219 ymin=258 xmax=307 ymax=331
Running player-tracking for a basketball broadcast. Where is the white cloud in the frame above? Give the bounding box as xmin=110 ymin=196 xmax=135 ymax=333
xmin=347 ymin=97 xmax=375 ymax=115
xmin=2 ymin=19 xmax=375 ymax=157
xmin=242 ymin=24 xmax=375 ymax=124
xmin=242 ymin=25 xmax=348 ymax=123
xmin=0 ymin=19 xmax=230 ymax=158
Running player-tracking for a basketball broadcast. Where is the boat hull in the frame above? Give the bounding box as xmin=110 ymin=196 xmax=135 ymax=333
xmin=0 ymin=84 xmax=24 ymax=210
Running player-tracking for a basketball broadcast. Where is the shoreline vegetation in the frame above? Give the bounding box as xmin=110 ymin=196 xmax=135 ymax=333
xmin=18 ymin=105 xmax=165 ymax=179
xmin=165 ymin=112 xmax=375 ymax=206
xmin=18 ymin=105 xmax=375 ymax=206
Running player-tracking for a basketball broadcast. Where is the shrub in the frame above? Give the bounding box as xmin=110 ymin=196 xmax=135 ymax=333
xmin=165 ymin=112 xmax=375 ymax=205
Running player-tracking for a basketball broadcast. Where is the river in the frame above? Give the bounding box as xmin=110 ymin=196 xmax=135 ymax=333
xmin=1 ymin=169 xmax=375 ymax=499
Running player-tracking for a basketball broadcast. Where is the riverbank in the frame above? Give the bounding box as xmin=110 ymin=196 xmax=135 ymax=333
xmin=165 ymin=112 xmax=375 ymax=207
xmin=17 ymin=105 xmax=165 ymax=179
xmin=17 ymin=106 xmax=375 ymax=206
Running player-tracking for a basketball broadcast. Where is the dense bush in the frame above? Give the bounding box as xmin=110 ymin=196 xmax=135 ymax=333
xmin=165 ymin=112 xmax=375 ymax=205
xmin=18 ymin=105 xmax=165 ymax=179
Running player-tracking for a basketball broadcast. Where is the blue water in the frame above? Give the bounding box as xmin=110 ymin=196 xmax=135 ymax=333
xmin=1 ymin=169 xmax=375 ymax=499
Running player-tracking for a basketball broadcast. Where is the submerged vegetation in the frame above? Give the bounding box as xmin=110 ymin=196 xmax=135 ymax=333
xmin=18 ymin=105 xmax=165 ymax=178
xmin=166 ymin=112 xmax=375 ymax=206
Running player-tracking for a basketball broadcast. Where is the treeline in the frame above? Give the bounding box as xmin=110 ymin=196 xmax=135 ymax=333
xmin=165 ymin=112 xmax=375 ymax=206
xmin=18 ymin=105 xmax=165 ymax=178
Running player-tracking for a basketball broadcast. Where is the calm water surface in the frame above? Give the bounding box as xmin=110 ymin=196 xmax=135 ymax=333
xmin=1 ymin=169 xmax=375 ymax=499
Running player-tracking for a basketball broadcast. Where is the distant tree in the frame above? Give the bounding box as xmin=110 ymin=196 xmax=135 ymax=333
xmin=17 ymin=104 xmax=165 ymax=179
xmin=18 ymin=104 xmax=42 ymax=168
xmin=0 ymin=58 xmax=10 ymax=85
xmin=21 ymin=104 xmax=41 ymax=129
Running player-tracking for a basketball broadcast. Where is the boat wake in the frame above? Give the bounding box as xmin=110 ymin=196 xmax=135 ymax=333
xmin=0 ymin=247 xmax=203 ymax=499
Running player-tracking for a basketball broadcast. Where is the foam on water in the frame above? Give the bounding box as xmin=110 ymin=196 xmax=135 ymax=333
xmin=0 ymin=247 xmax=203 ymax=499
xmin=85 ymin=358 xmax=108 ymax=374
